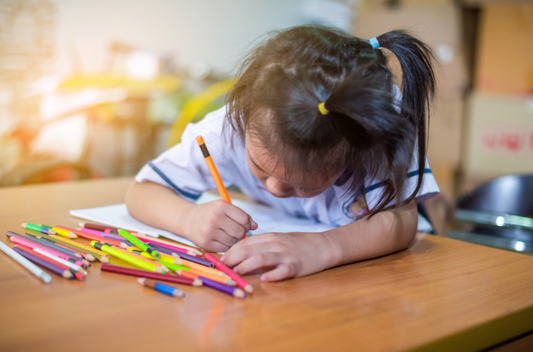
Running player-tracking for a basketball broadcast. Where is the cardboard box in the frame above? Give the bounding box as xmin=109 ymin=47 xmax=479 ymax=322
xmin=353 ymin=3 xmax=468 ymax=91
xmin=427 ymin=91 xmax=464 ymax=196
xmin=475 ymin=3 xmax=533 ymax=95
xmin=462 ymin=92 xmax=533 ymax=178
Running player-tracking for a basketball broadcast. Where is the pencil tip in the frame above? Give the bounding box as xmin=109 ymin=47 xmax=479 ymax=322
xmin=245 ymin=285 xmax=254 ymax=294
xmin=235 ymin=289 xmax=247 ymax=299
xmin=193 ymin=279 xmax=203 ymax=286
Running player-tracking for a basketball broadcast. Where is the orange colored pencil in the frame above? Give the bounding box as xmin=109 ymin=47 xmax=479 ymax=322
xmin=196 ymin=135 xmax=247 ymax=239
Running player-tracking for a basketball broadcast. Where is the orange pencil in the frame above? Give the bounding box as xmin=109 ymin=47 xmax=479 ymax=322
xmin=196 ymin=135 xmax=247 ymax=239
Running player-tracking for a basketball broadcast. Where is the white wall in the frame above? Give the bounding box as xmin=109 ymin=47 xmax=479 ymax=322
xmin=53 ymin=0 xmax=354 ymax=77
xmin=53 ymin=0 xmax=303 ymax=77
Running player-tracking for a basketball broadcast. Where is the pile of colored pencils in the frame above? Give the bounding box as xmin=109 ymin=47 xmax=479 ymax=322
xmin=1 ymin=221 xmax=254 ymax=300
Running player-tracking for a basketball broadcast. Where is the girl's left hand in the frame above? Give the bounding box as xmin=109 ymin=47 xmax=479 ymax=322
xmin=221 ymin=232 xmax=334 ymax=282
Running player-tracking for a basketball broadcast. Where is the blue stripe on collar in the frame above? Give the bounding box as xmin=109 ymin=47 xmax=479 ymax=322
xmin=364 ymin=168 xmax=432 ymax=194
xmin=147 ymin=160 xmax=201 ymax=200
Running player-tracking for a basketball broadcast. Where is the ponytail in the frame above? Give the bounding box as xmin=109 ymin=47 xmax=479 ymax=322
xmin=323 ymin=30 xmax=435 ymax=214
xmin=377 ymin=30 xmax=436 ymax=204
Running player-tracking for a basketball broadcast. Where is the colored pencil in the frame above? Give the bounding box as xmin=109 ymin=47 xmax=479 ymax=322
xmin=79 ymin=227 xmax=123 ymax=241
xmin=22 ymin=223 xmax=56 ymax=236
xmin=101 ymin=264 xmax=202 ymax=286
xmin=199 ymin=276 xmax=246 ymax=298
xmin=27 ymin=235 xmax=81 ymax=258
xmin=205 ymin=253 xmax=254 ymax=294
xmin=0 ymin=240 xmax=52 ymax=284
xmin=39 ymin=225 xmax=77 ymax=239
xmin=132 ymin=236 xmax=199 ymax=256
xmin=133 ymin=232 xmax=202 ymax=255
xmin=91 ymin=241 xmax=162 ymax=273
xmin=10 ymin=236 xmax=85 ymax=267
xmin=26 ymin=235 xmax=90 ymax=268
xmin=177 ymin=268 xmax=236 ymax=286
xmin=32 ymin=247 xmax=87 ymax=276
xmin=173 ymin=252 xmax=214 ymax=267
xmin=8 ymin=231 xmax=81 ymax=260
xmin=177 ymin=257 xmax=227 ymax=277
xmin=195 ymin=135 xmax=246 ymax=239
xmin=79 ymin=222 xmax=118 ymax=232
xmin=138 ymin=278 xmax=186 ymax=298
xmin=56 ymin=226 xmax=124 ymax=247
xmin=15 ymin=244 xmax=86 ymax=281
xmin=113 ymin=246 xmax=170 ymax=273
xmin=118 ymin=229 xmax=160 ymax=259
xmin=23 ymin=229 xmax=96 ymax=261
xmin=32 ymin=231 xmax=107 ymax=262
xmin=13 ymin=246 xmax=73 ymax=279
xmin=130 ymin=249 xmax=182 ymax=265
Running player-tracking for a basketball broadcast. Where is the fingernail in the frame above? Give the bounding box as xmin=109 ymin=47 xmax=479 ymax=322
xmin=260 ymin=275 xmax=266 ymax=281
xmin=220 ymin=255 xmax=225 ymax=263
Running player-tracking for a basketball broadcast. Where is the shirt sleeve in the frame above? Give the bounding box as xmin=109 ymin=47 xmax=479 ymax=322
xmin=363 ymin=157 xmax=440 ymax=211
xmin=134 ymin=106 xmax=236 ymax=202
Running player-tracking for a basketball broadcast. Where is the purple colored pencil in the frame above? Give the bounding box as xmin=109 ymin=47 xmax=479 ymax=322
xmin=175 ymin=252 xmax=214 ymax=267
xmin=13 ymin=247 xmax=74 ymax=279
xmin=199 ymin=276 xmax=246 ymax=298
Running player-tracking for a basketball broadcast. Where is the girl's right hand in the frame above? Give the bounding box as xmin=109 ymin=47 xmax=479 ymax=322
xmin=184 ymin=200 xmax=258 ymax=252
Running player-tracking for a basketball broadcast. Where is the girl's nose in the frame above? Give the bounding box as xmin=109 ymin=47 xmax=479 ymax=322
xmin=265 ymin=177 xmax=292 ymax=197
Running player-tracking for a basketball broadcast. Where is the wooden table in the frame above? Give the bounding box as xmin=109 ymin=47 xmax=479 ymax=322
xmin=1 ymin=177 xmax=532 ymax=352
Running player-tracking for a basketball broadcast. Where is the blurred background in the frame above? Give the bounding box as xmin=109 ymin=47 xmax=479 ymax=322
xmin=1 ymin=0 xmax=532 ymax=251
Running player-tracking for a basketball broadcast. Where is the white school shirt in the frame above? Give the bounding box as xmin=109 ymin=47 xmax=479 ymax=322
xmin=135 ymin=106 xmax=439 ymax=230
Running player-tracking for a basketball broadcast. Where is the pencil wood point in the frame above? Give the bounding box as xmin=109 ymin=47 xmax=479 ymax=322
xmin=138 ymin=278 xmax=146 ymax=285
xmin=21 ymin=223 xmax=27 ymax=228
xmin=193 ymin=279 xmax=203 ymax=287
xmin=245 ymin=285 xmax=254 ymax=294
xmin=63 ymin=271 xmax=74 ymax=279
xmin=234 ymin=289 xmax=247 ymax=299
xmin=68 ymin=232 xmax=77 ymax=239
xmin=227 ymin=279 xmax=237 ymax=286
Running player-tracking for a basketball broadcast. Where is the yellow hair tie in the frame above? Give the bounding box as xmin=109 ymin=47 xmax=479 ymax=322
xmin=318 ymin=102 xmax=329 ymax=115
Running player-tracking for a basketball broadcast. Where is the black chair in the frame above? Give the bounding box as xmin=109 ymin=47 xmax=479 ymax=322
xmin=448 ymin=174 xmax=533 ymax=253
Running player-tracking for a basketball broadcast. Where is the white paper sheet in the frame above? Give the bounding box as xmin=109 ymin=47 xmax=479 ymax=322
xmin=69 ymin=193 xmax=335 ymax=247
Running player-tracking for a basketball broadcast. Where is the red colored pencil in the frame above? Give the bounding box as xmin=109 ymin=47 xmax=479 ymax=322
xmin=205 ymin=253 xmax=254 ymax=294
xmin=15 ymin=244 xmax=86 ymax=281
xmin=101 ymin=264 xmax=202 ymax=286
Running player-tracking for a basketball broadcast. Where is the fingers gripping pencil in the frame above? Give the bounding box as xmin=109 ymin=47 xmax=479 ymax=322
xmin=196 ymin=135 xmax=248 ymax=239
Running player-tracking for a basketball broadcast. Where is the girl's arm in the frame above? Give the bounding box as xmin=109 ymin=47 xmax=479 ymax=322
xmin=222 ymin=200 xmax=418 ymax=281
xmin=126 ymin=181 xmax=257 ymax=252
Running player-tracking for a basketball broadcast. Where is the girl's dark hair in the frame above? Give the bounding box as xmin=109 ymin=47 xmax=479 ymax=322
xmin=226 ymin=25 xmax=435 ymax=216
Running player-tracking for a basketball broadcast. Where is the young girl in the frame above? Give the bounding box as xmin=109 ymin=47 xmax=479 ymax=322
xmin=126 ymin=26 xmax=439 ymax=282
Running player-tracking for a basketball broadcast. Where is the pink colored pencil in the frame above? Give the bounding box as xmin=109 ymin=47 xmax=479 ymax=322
xmin=80 ymin=228 xmax=123 ymax=241
xmin=56 ymin=225 xmax=124 ymax=247
xmin=204 ymin=253 xmax=254 ymax=294
xmin=11 ymin=236 xmax=85 ymax=267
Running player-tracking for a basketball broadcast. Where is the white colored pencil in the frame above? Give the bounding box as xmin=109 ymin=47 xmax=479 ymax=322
xmin=0 ymin=241 xmax=52 ymax=284
xmin=33 ymin=247 xmax=87 ymax=275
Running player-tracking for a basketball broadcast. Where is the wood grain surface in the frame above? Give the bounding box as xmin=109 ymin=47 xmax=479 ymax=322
xmin=0 ymin=177 xmax=532 ymax=352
